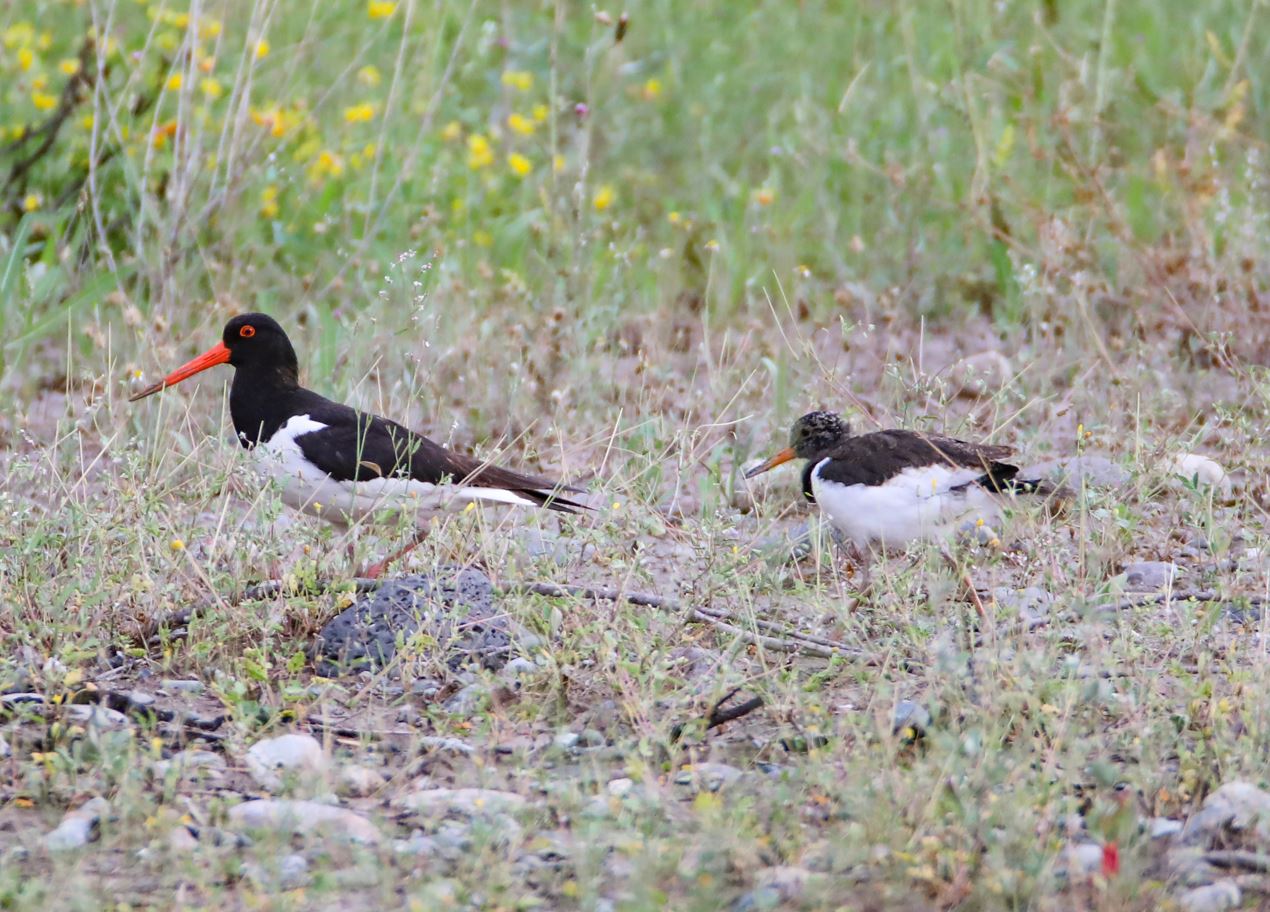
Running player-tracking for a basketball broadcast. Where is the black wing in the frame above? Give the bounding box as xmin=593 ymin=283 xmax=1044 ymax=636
xmin=291 ymin=396 xmax=586 ymax=513
xmin=812 ymin=429 xmax=1019 ymax=489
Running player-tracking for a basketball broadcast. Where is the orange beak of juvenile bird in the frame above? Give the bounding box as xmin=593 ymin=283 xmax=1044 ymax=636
xmin=744 ymin=447 xmax=796 ymax=479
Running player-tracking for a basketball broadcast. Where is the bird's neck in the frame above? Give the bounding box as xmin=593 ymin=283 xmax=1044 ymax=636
xmin=229 ymin=363 xmax=301 ymax=448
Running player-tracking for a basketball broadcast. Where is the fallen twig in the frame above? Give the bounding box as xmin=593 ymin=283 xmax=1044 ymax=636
xmin=1203 ymin=850 xmax=1270 ymax=873
xmin=139 ymin=576 xmax=882 ymax=664
xmin=514 ymin=581 xmax=868 ymax=661
xmin=669 ymin=687 xmax=766 ymax=742
xmin=1103 ymin=589 xmax=1267 ymax=613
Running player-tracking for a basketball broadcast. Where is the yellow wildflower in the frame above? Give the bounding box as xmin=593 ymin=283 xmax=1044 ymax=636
xmin=199 ymin=55 xmax=216 ymax=73
xmin=501 ymin=70 xmax=533 ymax=92
xmin=32 ymin=74 xmax=47 ymax=92
xmin=593 ymin=184 xmax=615 ymax=211
xmin=507 ymin=112 xmax=534 ymax=136
xmin=169 ymin=538 xmax=185 ymax=551
xmin=344 ymin=103 xmax=375 ymax=123
xmin=200 ymin=18 xmax=223 ymax=39
xmin=3 ymin=23 xmax=34 ymax=49
xmin=507 ymin=152 xmax=532 ymax=177
xmin=18 ymin=47 xmax=34 ymax=71
xmin=255 ymin=39 xmax=270 ymax=59
xmin=368 ymin=1 xmax=397 ymax=18
xmin=250 ymin=106 xmax=297 ymax=138
xmin=553 ymin=154 xmax=565 ymax=172
xmin=532 ymin=103 xmax=549 ymax=123
xmin=642 ymin=77 xmax=663 ymax=100
xmin=36 ymin=31 xmax=50 ymax=51
xmin=467 ymin=133 xmax=493 ymax=169
xmin=32 ymin=91 xmax=57 ymax=111
xmin=754 ymin=187 xmax=775 ymax=206
xmin=704 ymin=238 xmax=720 ymax=251
xmin=308 ymin=149 xmax=344 ymax=182
xmin=166 ymin=73 xmax=183 ymax=91
xmin=58 ymin=58 xmax=81 ymax=76
xmin=201 ymin=78 xmax=222 ymax=99
xmin=668 ymin=210 xmax=682 ymax=225
xmin=440 ymin=120 xmax=462 ymax=142
xmin=260 ymin=185 xmax=279 ymax=218
xmin=473 ymin=229 xmax=493 ymax=247
xmin=80 ymin=114 xmax=94 ymax=130
xmin=357 ymin=64 xmax=381 ymax=86
xmin=21 ymin=193 xmax=41 ymax=212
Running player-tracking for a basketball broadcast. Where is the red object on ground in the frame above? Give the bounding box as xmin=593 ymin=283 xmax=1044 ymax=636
xmin=1101 ymin=841 xmax=1120 ymax=877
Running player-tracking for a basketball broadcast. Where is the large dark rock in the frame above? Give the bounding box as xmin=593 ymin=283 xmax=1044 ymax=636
xmin=314 ymin=569 xmax=510 ymax=675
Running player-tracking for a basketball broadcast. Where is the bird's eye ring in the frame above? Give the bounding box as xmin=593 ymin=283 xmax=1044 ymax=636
xmin=239 ymin=325 xmax=256 ymax=338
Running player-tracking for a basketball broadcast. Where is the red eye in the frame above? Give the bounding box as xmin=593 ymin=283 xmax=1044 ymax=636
xmin=239 ymin=325 xmax=256 ymax=338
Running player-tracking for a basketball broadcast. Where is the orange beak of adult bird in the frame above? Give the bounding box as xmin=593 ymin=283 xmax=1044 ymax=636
xmin=744 ymin=447 xmax=797 ymax=479
xmin=129 ymin=341 xmax=231 ymax=400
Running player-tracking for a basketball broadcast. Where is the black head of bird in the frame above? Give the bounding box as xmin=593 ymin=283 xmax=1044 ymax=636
xmin=129 ymin=313 xmax=299 ymax=400
xmin=745 ymin=410 xmax=849 ymax=478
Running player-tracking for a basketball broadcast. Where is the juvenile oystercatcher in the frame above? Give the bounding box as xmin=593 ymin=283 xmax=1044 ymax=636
xmin=131 ymin=313 xmax=587 ymax=576
xmin=746 ymin=410 xmax=1060 ymax=554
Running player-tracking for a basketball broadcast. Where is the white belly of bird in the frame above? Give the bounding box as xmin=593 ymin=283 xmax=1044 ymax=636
xmin=810 ymin=461 xmax=1003 ymax=549
xmin=251 ymin=414 xmax=537 ymax=527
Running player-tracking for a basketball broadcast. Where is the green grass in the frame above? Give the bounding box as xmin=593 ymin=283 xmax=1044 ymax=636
xmin=0 ymin=0 xmax=1268 ymax=909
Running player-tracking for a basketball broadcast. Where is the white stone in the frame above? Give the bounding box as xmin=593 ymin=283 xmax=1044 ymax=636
xmin=397 ymin=787 xmax=527 ymax=817
xmin=1179 ymin=881 xmax=1241 ymax=912
xmin=43 ymin=797 xmax=109 ymax=851
xmin=1182 ymin=781 xmax=1270 ymax=844
xmin=227 ymin=799 xmax=380 ymax=844
xmin=245 ymin=734 xmax=327 ymax=791
xmin=606 ymin=777 xmax=635 ymax=797
xmin=1169 ymin=454 xmax=1233 ymax=497
xmin=1062 ymin=842 xmax=1104 ymax=876
xmin=338 ymin=765 xmax=386 ymax=798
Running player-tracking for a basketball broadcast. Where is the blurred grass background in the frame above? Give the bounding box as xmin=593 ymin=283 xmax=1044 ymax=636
xmin=0 ymin=0 xmax=1265 ymax=422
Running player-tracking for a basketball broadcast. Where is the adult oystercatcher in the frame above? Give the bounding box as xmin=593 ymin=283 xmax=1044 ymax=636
xmin=130 ymin=313 xmax=586 ymax=575
xmin=745 ymin=410 xmax=1059 ymax=553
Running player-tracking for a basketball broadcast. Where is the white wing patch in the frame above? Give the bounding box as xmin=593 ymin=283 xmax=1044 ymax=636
xmin=253 ymin=413 xmax=537 ymax=527
xmin=811 ymin=461 xmax=1002 ymax=549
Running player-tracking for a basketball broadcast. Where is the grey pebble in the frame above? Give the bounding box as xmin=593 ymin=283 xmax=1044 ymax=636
xmin=418 ymin=736 xmax=476 ymax=756
xmin=160 ymin=679 xmax=205 ymax=695
xmin=315 ymin=569 xmax=512 ymax=675
xmin=1149 ymin=817 xmax=1184 ymax=839
xmin=443 ymin=683 xmax=487 ymax=715
xmin=500 ymin=657 xmax=539 ymax=679
xmin=1121 ymin=561 xmax=1180 ymax=592
xmin=1179 ymin=881 xmax=1242 ymax=912
xmin=397 ymin=787 xmax=527 ymax=818
xmin=65 ymin=704 xmax=131 ymax=731
xmin=243 ymin=852 xmax=310 ymax=890
xmin=124 ymin=690 xmax=157 ymax=709
xmin=674 ymin=762 xmax=743 ymax=793
xmin=892 ymin=700 xmax=931 ymax=737
xmin=152 ymin=749 xmax=226 ymax=779
xmin=393 ymin=833 xmax=440 ymax=857
xmin=1180 ymin=781 xmax=1270 ymax=845
xmin=991 ymin=587 xmax=1053 ymax=624
xmin=43 ymin=797 xmax=109 ymax=851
